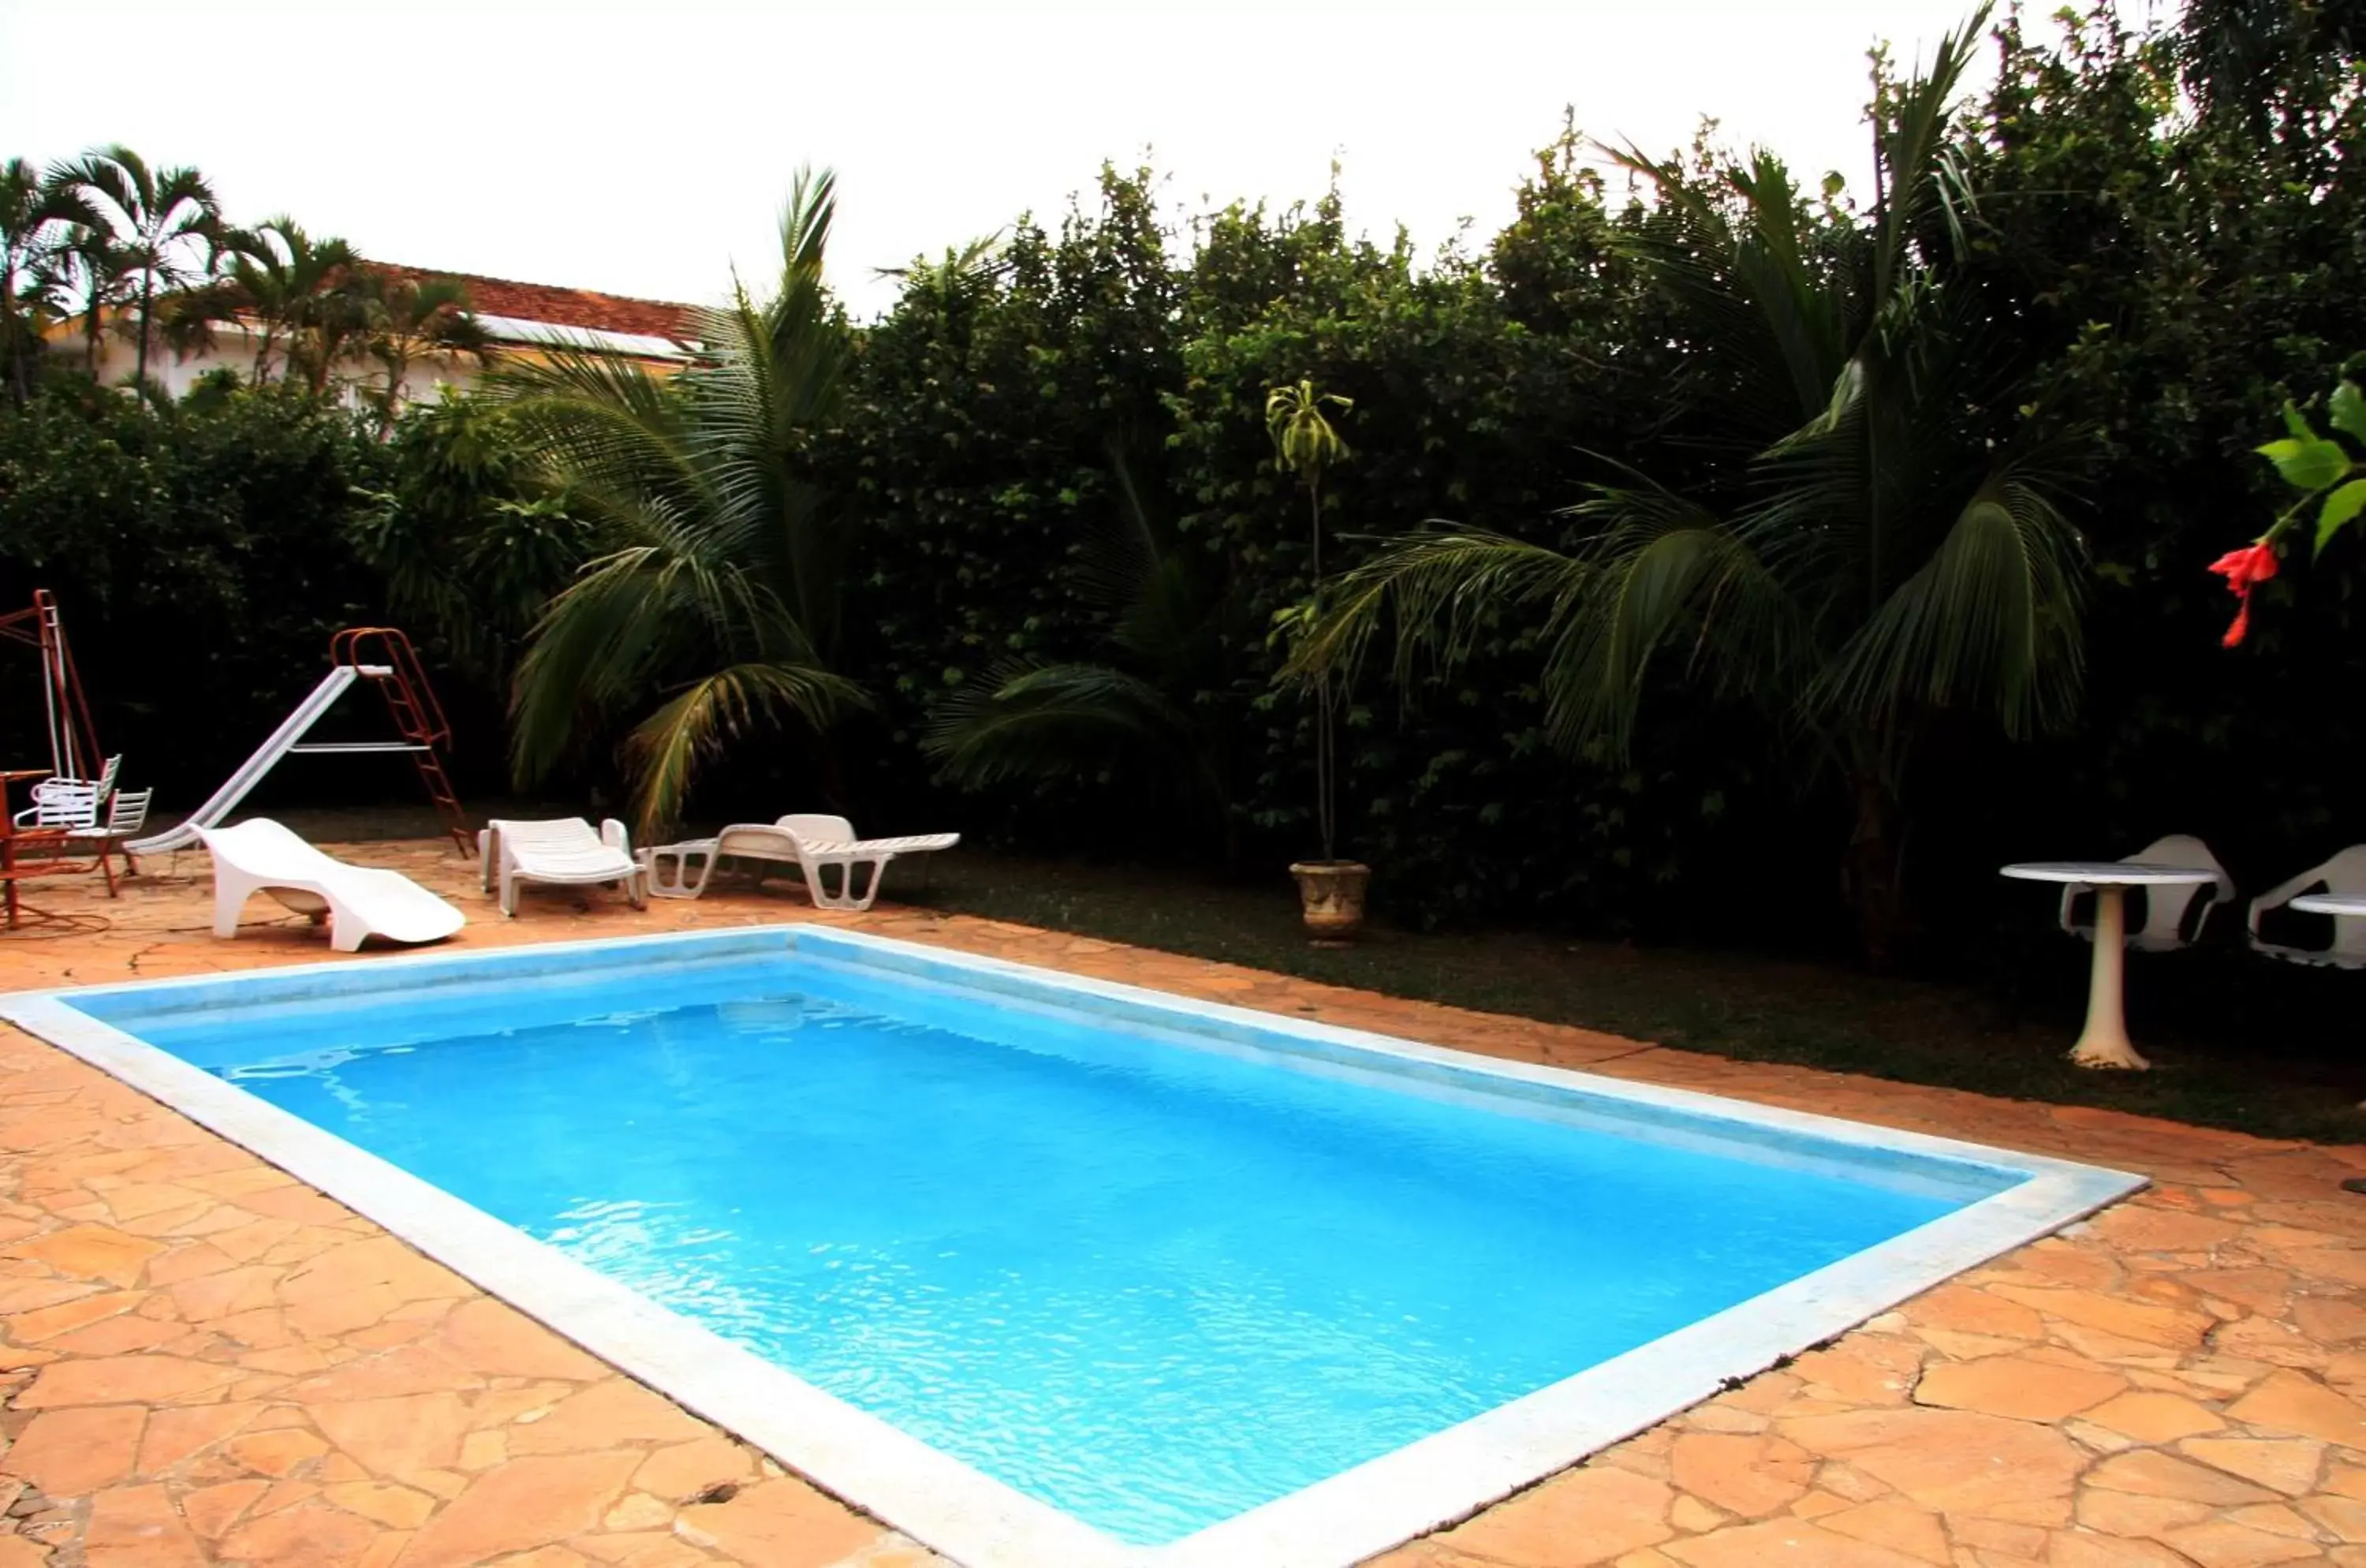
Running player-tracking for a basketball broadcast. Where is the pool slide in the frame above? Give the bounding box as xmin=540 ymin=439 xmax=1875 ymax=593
xmin=128 ymin=663 xmax=417 ymax=856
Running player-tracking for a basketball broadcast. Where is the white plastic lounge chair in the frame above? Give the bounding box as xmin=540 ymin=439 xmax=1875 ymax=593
xmin=2059 ymin=834 xmax=2235 ymax=952
xmin=479 ymin=817 xmax=647 ymax=917
xmin=198 ymin=819 xmax=465 ymax=952
xmin=2248 ymin=844 xmax=2366 ymax=968
xmin=641 ymin=813 xmax=959 ymax=912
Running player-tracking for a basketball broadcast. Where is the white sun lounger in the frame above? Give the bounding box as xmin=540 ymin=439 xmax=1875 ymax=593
xmin=479 ymin=816 xmax=647 ymax=917
xmin=197 ymin=819 xmax=466 ymax=952
xmin=642 ymin=813 xmax=958 ymax=912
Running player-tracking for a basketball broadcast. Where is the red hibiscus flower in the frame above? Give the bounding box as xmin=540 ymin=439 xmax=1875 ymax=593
xmin=2208 ymin=540 xmax=2280 ymax=646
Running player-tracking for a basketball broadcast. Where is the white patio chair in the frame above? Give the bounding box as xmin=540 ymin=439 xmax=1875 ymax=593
xmin=11 ymin=755 xmax=119 ymax=832
xmin=640 ymin=813 xmax=958 ymax=912
xmin=2059 ymin=834 xmax=2235 ymax=952
xmin=12 ymin=779 xmax=99 ymax=833
xmin=198 ymin=819 xmax=465 ymax=951
xmin=479 ymin=816 xmax=647 ymax=917
xmin=62 ymin=786 xmax=153 ymax=897
xmin=2248 ymin=844 xmax=2366 ymax=968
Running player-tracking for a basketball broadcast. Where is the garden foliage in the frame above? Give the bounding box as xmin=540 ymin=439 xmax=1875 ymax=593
xmin=2 ymin=2 xmax=2364 ymax=956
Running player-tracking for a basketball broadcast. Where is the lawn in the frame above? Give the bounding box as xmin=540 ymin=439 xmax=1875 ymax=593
xmin=898 ymin=849 xmax=2366 ymax=1145
xmin=276 ymin=805 xmax=2366 ymax=1144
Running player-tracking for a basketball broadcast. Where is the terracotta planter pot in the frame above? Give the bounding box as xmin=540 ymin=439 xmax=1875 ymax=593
xmin=1289 ymin=859 xmax=1371 ymax=942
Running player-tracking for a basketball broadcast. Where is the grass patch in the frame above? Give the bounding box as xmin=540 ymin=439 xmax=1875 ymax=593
xmin=905 ymin=849 xmax=2366 ymax=1145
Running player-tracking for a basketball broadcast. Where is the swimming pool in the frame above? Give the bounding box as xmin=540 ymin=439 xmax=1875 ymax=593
xmin=2 ymin=927 xmax=2142 ymax=1567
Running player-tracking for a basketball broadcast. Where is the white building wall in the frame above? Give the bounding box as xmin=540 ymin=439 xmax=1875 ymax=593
xmin=45 ymin=321 xmax=487 ymax=405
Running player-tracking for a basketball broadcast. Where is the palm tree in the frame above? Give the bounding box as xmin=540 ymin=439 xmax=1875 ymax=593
xmin=55 ymin=229 xmax=139 ymax=377
xmin=499 ymin=168 xmax=864 ymax=832
xmin=1265 ymin=379 xmax=1353 ymax=864
xmin=55 ymin=145 xmax=222 ymax=402
xmin=1294 ymin=6 xmax=2086 ymax=964
xmin=210 ymin=217 xmax=364 ymax=384
xmin=361 ymin=272 xmax=493 ymax=430
xmin=0 ymin=160 xmax=90 ymax=401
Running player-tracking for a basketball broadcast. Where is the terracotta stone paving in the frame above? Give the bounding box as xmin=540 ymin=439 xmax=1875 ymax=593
xmin=0 ymin=838 xmax=2360 ymax=1568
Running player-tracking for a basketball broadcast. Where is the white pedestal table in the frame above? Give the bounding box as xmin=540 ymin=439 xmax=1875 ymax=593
xmin=2001 ymin=861 xmax=2220 ymax=1070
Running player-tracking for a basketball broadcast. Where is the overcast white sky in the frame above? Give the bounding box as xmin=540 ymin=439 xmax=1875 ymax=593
xmin=3 ymin=0 xmax=2039 ymax=319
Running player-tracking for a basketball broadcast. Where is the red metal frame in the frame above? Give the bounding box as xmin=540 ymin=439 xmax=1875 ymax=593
xmin=330 ymin=628 xmax=473 ymax=856
xmin=0 ymin=589 xmax=103 ymax=783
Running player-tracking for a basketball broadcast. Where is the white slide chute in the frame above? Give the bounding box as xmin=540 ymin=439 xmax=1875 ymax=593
xmin=125 ymin=666 xmax=377 ymax=855
xmin=128 ymin=625 xmax=472 ymax=858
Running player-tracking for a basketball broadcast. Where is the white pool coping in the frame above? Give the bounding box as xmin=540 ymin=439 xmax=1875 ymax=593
xmin=0 ymin=924 xmax=2146 ymax=1568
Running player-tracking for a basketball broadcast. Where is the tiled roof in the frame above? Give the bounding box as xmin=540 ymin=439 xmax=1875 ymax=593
xmin=372 ymin=264 xmax=702 ymax=344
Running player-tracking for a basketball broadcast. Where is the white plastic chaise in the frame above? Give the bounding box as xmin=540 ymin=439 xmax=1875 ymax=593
xmin=2059 ymin=834 xmax=2236 ymax=952
xmin=2248 ymin=844 xmax=2366 ymax=968
xmin=642 ymin=814 xmax=959 ymax=912
xmin=197 ymin=819 xmax=465 ymax=952
xmin=479 ymin=817 xmax=647 ymax=917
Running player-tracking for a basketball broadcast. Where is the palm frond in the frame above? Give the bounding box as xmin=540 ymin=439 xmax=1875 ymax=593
xmin=501 ymin=172 xmax=863 ymax=812
xmin=1812 ymin=470 xmax=2085 ymax=738
xmin=1289 ymin=526 xmax=1591 ymax=692
xmin=1869 ymin=2 xmax=1995 ymax=291
xmin=624 ymin=661 xmax=867 ymax=833
xmin=496 ymin=349 xmax=713 ymax=527
xmin=1547 ymin=489 xmax=1804 ymax=751
xmin=922 ymin=662 xmax=1204 ymax=793
xmin=1604 ymin=144 xmax=1849 ymax=437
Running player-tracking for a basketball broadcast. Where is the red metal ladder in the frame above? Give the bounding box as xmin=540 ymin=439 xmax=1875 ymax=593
xmin=326 ymin=628 xmax=474 ymax=857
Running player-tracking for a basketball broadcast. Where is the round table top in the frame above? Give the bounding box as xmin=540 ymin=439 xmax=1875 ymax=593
xmin=2291 ymin=894 xmax=2366 ymax=917
xmin=2000 ymin=861 xmax=2219 ymax=887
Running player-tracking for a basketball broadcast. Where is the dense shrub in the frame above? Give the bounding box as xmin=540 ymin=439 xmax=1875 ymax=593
xmin=6 ymin=2 xmax=2364 ymax=963
xmin=0 ymin=379 xmax=388 ymax=795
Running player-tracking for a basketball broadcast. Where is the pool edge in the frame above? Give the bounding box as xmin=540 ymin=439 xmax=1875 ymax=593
xmin=0 ymin=924 xmax=2148 ymax=1568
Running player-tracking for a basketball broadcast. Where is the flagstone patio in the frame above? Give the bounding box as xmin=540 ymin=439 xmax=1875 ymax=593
xmin=0 ymin=839 xmax=2360 ymax=1568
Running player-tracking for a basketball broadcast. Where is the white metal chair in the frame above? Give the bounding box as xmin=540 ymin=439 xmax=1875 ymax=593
xmin=2060 ymin=834 xmax=2235 ymax=952
xmin=478 ymin=817 xmax=647 ymax=917
xmin=11 ymin=753 xmax=121 ymax=832
xmin=62 ymin=787 xmax=153 ymax=897
xmin=640 ymin=813 xmax=960 ymax=911
xmin=2248 ymin=844 xmax=2366 ymax=968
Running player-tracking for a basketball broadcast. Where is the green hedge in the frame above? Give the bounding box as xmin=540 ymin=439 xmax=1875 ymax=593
xmin=6 ymin=5 xmax=2364 ymax=958
xmin=0 ymin=381 xmax=388 ymax=796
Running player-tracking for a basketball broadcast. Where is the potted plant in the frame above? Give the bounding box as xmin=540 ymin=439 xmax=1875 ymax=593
xmin=1266 ymin=379 xmax=1369 ymax=943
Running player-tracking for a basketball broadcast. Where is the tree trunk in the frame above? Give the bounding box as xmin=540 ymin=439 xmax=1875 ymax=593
xmin=1842 ymin=770 xmax=1911 ymax=969
xmin=135 ymin=277 xmax=153 ymax=402
xmin=3 ymin=286 xmax=21 ymax=405
xmin=1308 ymin=481 xmax=1338 ymax=862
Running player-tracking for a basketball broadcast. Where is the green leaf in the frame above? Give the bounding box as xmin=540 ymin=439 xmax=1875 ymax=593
xmin=2331 ymin=382 xmax=2366 ymax=446
xmin=2282 ymin=402 xmax=2320 ymax=441
xmin=2258 ymin=436 xmax=2353 ymax=492
xmin=2317 ymin=479 xmax=2366 ymax=554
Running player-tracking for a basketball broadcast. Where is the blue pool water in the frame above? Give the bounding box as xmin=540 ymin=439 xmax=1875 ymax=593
xmin=75 ymin=938 xmax=2017 ymax=1545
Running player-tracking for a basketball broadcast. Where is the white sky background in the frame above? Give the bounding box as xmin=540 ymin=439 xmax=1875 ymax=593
xmin=2 ymin=0 xmax=2035 ymax=320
